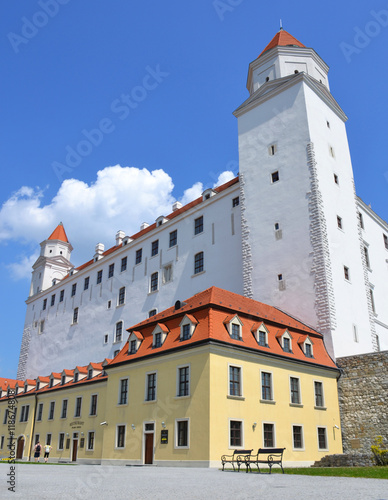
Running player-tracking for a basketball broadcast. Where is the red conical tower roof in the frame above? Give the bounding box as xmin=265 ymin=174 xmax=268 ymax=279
xmin=258 ymin=28 xmax=305 ymax=58
xmin=48 ymin=222 xmax=69 ymax=243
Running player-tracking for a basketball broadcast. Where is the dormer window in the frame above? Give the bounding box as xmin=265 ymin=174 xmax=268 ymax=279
xmin=61 ymin=375 xmax=66 ymax=385
xmin=225 ymin=315 xmax=243 ymax=341
xmin=74 ymin=373 xmax=79 ymax=383
xmin=36 ymin=381 xmax=40 ymax=390
xmin=88 ymin=369 xmax=93 ymax=379
xmin=152 ymin=324 xmax=169 ymax=348
xmin=305 ymin=343 xmax=312 ymax=357
xmin=128 ymin=331 xmax=142 ymax=354
xmin=49 ymin=378 xmax=53 ymax=388
xmin=299 ymin=336 xmax=314 ymax=358
xmin=130 ymin=339 xmax=137 ymax=354
xmin=283 ymin=337 xmax=291 ymax=352
xmin=154 ymin=332 xmax=162 ymax=348
xmin=179 ymin=315 xmax=198 ymax=341
xmin=202 ymin=188 xmax=216 ymax=201
xmin=252 ymin=323 xmax=269 ymax=347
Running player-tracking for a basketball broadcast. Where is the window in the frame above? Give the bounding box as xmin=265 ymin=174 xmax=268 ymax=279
xmin=176 ymin=420 xmax=189 ymax=448
xmin=129 ymin=339 xmax=137 ymax=354
xmin=20 ymin=405 xmax=30 ymax=422
xmin=329 ymin=146 xmax=335 ymax=157
xmin=384 ymin=234 xmax=388 ymax=250
xmin=334 ymin=173 xmax=339 ymax=185
xmin=305 ymin=343 xmax=313 ymax=357
xmin=88 ymin=368 xmax=93 ymax=379
xmin=317 ymin=427 xmax=327 ymax=450
xmin=290 ymin=377 xmax=300 ymax=404
xmin=71 ymin=283 xmax=77 ymax=297
xmin=84 ymin=277 xmax=89 ymax=290
xmin=119 ymin=379 xmax=128 ymax=405
xmin=154 ymin=332 xmax=162 ymax=348
xmin=163 ymin=264 xmax=172 ymax=284
xmin=326 ymin=120 xmax=330 ymax=128
xmin=74 ymin=372 xmax=79 ymax=383
xmin=59 ymin=290 xmax=64 ymax=302
xmin=358 ymin=212 xmax=364 ymax=229
xmin=49 ymin=378 xmax=53 ymax=388
xmin=118 ymin=287 xmax=125 ymax=305
xmin=151 ymin=240 xmax=159 ymax=257
xmin=48 ymin=401 xmax=55 ymax=420
xmin=194 ymin=216 xmax=203 ymax=235
xmin=87 ymin=431 xmax=95 ymax=451
xmin=169 ymin=229 xmax=177 ymax=247
xmin=58 ymin=433 xmax=65 ymax=450
xmin=3 ymin=410 xmax=8 ymax=425
xmin=269 ymin=144 xmax=276 ymax=156
xmin=232 ymin=197 xmax=239 ymax=207
xmin=61 ymin=375 xmax=66 ymax=385
xmin=314 ymin=381 xmax=324 ymax=407
xmin=271 ymin=171 xmax=279 ymax=183
xmin=178 ymin=366 xmax=190 ymax=397
xmin=90 ymin=394 xmax=98 ymax=416
xmin=43 ymin=299 xmax=47 ymax=310
xmin=364 ymin=246 xmax=370 ymax=268
xmin=150 ymin=272 xmax=158 ymax=292
xmin=37 ymin=403 xmax=43 ymax=422
xmin=229 ymin=366 xmax=241 ymax=397
xmin=75 ymin=397 xmax=82 ymax=417
xmin=293 ymin=426 xmax=303 ymax=449
xmin=0 ymin=436 xmax=4 ymax=450
xmin=73 ymin=307 xmax=79 ymax=324
xmin=115 ymin=322 xmax=123 ymax=343
xmin=283 ymin=336 xmax=291 ymax=352
xmin=258 ymin=330 xmax=267 ymax=347
xmin=146 ymin=373 xmax=157 ymax=401
xmin=353 ymin=324 xmax=359 ymax=343
xmin=344 ymin=266 xmax=350 ymax=281
xmin=263 ymin=423 xmax=274 ymax=447
xmin=108 ymin=263 xmax=115 ymax=278
xmin=194 ymin=252 xmax=204 ymax=274
xmin=121 ymin=256 xmax=127 ymax=272
xmin=96 ymin=270 xmax=103 ymax=284
xmin=107 ymin=300 xmax=112 ymax=309
xmin=230 ymin=420 xmax=242 ymax=447
xmin=149 ymin=309 xmax=157 ymax=317
xmin=231 ymin=323 xmax=241 ymax=340
xmin=337 ymin=216 xmax=342 ymax=229
xmin=46 ymin=433 xmax=52 ymax=446
xmin=50 ymin=294 xmax=55 ymax=307
xmin=116 ymin=425 xmax=125 ymax=448
xmin=181 ymin=323 xmax=190 ymax=341
xmin=261 ymin=372 xmax=272 ymax=401
xmin=61 ymin=399 xmax=68 ymax=419
xmin=34 ymin=434 xmax=40 ymax=445
xmin=135 ymin=248 xmax=142 ymax=265
xmin=370 ymin=289 xmax=376 ymax=314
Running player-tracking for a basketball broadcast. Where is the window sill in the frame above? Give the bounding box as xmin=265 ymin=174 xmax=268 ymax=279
xmin=143 ymin=400 xmax=157 ymax=405
xmin=289 ymin=403 xmax=303 ymax=408
xmin=113 ymin=340 xmax=123 ymax=345
xmin=192 ymin=270 xmax=205 ymax=278
xmin=174 ymin=395 xmax=190 ymax=400
xmin=116 ymin=303 xmax=125 ymax=308
xmin=314 ymin=406 xmax=327 ymax=411
xmin=227 ymin=395 xmax=245 ymax=401
xmin=260 ymin=399 xmax=276 ymax=405
xmin=148 ymin=290 xmax=159 ymax=295
xmin=117 ymin=403 xmax=128 ymax=407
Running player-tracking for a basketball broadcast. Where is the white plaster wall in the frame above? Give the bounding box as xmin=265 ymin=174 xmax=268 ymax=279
xmin=21 ymin=185 xmax=243 ymax=378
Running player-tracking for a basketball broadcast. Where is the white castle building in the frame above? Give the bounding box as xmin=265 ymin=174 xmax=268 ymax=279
xmin=18 ymin=29 xmax=388 ymax=379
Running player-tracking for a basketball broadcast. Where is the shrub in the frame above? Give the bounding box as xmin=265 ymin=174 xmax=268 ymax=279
xmin=371 ymin=436 xmax=388 ymax=466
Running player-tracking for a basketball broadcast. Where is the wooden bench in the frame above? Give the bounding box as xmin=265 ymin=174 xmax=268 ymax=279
xmin=221 ymin=449 xmax=253 ymax=471
xmin=243 ymin=448 xmax=285 ymax=473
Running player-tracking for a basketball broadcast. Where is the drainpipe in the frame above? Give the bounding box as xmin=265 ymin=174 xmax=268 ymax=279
xmin=28 ymin=393 xmax=38 ymax=462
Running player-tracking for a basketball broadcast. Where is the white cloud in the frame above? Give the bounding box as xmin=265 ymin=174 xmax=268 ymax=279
xmin=213 ymin=170 xmax=235 ymax=187
xmin=0 ymin=165 xmax=235 ymax=277
xmin=7 ymin=253 xmax=39 ymax=281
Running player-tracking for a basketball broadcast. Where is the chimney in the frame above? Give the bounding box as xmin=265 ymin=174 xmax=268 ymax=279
xmin=94 ymin=243 xmax=105 ymax=261
xmin=140 ymin=222 xmax=150 ymax=231
xmin=172 ymin=201 xmax=182 ymax=212
xmin=116 ymin=230 xmax=125 ymax=246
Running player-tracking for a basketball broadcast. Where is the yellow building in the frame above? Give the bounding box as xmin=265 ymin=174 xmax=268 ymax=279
xmin=0 ymin=287 xmax=342 ymax=467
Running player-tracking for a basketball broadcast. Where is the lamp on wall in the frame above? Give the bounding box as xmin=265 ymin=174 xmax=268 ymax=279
xmin=81 ymin=432 xmax=84 ymax=436
xmin=66 ymin=433 xmax=69 ymax=436
xmin=252 ymin=422 xmax=257 ymax=430
xmin=131 ymin=424 xmax=136 ymax=430
xmin=161 ymin=422 xmax=166 ymax=429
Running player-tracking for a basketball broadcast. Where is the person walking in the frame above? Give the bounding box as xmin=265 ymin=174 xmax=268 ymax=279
xmin=33 ymin=441 xmax=42 ymax=462
xmin=44 ymin=443 xmax=52 ymax=463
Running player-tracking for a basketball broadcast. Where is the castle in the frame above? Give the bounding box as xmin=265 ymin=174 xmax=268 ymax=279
xmin=18 ymin=29 xmax=388 ymax=380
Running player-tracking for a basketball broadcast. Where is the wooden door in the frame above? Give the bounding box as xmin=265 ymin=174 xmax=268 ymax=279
xmin=72 ymin=439 xmax=78 ymax=462
xmin=16 ymin=437 xmax=24 ymax=459
xmin=144 ymin=433 xmax=153 ymax=464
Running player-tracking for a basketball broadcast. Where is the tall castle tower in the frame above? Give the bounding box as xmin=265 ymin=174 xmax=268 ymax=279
xmin=235 ymin=29 xmax=377 ymax=357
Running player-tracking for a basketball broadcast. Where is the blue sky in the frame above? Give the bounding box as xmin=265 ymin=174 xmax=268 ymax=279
xmin=1 ymin=0 xmax=387 ymax=379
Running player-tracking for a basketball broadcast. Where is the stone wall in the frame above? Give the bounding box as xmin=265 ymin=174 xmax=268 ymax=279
xmin=337 ymin=350 xmax=388 ymax=456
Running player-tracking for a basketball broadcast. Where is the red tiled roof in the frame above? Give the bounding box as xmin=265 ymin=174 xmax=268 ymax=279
xmin=109 ymin=287 xmax=337 ymax=370
xmin=258 ymin=29 xmax=305 ymax=58
xmin=48 ymin=222 xmax=69 ymax=243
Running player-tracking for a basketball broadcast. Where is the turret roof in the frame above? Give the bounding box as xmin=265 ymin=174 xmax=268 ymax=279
xmin=258 ymin=28 xmax=305 ymax=58
xmin=48 ymin=222 xmax=69 ymax=243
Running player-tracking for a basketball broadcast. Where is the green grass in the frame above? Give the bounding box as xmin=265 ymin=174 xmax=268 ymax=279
xmin=264 ymin=466 xmax=388 ymax=479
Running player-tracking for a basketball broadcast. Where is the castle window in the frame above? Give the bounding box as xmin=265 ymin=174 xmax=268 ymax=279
xmin=84 ymin=277 xmax=89 ymax=290
xmin=177 ymin=366 xmax=190 ymax=397
xmin=74 ymin=397 xmax=82 ymax=418
xmin=181 ymin=324 xmax=190 ymax=341
xmin=358 ymin=212 xmax=364 ymax=229
xmin=43 ymin=299 xmax=47 ymax=310
xmin=278 ymin=274 xmax=285 ymax=290
xmin=231 ymin=323 xmax=241 ymax=340
xmin=118 ymin=378 xmax=128 ymax=405
xmin=293 ymin=426 xmax=304 ymax=449
xmin=154 ymin=332 xmax=162 ymax=348
xmin=176 ymin=419 xmax=189 ymax=448
xmin=50 ymin=295 xmax=55 ymax=307
xmin=61 ymin=399 xmax=68 ymax=418
xmin=146 ymin=372 xmax=157 ymax=401
xmin=344 ymin=266 xmax=350 ymax=281
xmin=364 ymin=246 xmax=370 ymax=268
xmin=116 ymin=425 xmax=126 ymax=448
xmin=73 ymin=307 xmax=79 ymax=324
xmin=115 ymin=321 xmax=123 ymax=343
xmin=314 ymin=381 xmax=324 ymax=407
xmin=96 ymin=270 xmax=103 ymax=284
xmin=271 ymin=171 xmax=279 ymax=183
xmin=290 ymin=377 xmax=301 ymax=404
xmin=104 ymin=334 xmax=109 ymax=344
xmin=130 ymin=339 xmax=137 ymax=354
xmin=317 ymin=427 xmax=327 ymax=450
xmin=71 ymin=283 xmax=77 ymax=297
xmin=337 ymin=216 xmax=343 ymax=229
xmin=48 ymin=401 xmax=55 ymax=420
xmin=150 ymin=272 xmax=158 ymax=292
xmin=269 ymin=144 xmax=277 ymax=156
xmin=230 ymin=420 xmax=242 ymax=447
xmin=108 ymin=263 xmax=115 ymax=278
xmin=370 ymin=289 xmax=376 ymax=314
xmin=38 ymin=320 xmax=45 ymax=334
xmin=334 ymin=173 xmax=339 ymax=185
xmin=229 ymin=365 xmax=242 ymax=397
xmin=383 ymin=234 xmax=388 ymax=250
xmin=59 ymin=290 xmax=64 ymax=302
xmin=283 ymin=337 xmax=291 ymax=352
xmin=107 ymin=300 xmax=111 ymax=309
xmin=194 ymin=216 xmax=203 ymax=235
xmin=73 ymin=372 xmax=79 ymax=383
xmin=326 ymin=120 xmax=330 ymax=128
xmin=149 ymin=309 xmax=157 ymax=317
xmin=169 ymin=229 xmax=177 ymax=248
xmin=232 ymin=197 xmax=239 ymax=207
xmin=305 ymin=343 xmax=313 ymax=357
xmin=61 ymin=375 xmax=66 ymax=385
xmin=118 ymin=287 xmax=125 ymax=306
xmin=87 ymin=431 xmax=95 ymax=451
xmin=263 ymin=423 xmax=274 ymax=447
xmin=329 ymin=146 xmax=335 ymax=158
xmin=90 ymin=395 xmax=97 ymax=416
xmin=261 ymin=372 xmax=273 ymax=401
xmin=194 ymin=252 xmax=204 ymax=274
xmin=151 ymin=240 xmax=159 ymax=257
xmin=135 ymin=249 xmax=142 ymax=265
xmin=121 ymin=256 xmax=127 ymax=272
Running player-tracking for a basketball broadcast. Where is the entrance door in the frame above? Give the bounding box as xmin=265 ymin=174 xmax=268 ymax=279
xmin=16 ymin=437 xmax=24 ymax=459
xmin=144 ymin=433 xmax=154 ymax=464
xmin=72 ymin=436 xmax=78 ymax=462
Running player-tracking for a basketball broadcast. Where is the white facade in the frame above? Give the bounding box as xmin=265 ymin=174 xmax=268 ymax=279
xmin=17 ymin=31 xmax=388 ymax=379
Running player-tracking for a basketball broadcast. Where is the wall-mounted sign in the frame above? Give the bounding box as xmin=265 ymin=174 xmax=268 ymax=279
xmin=161 ymin=430 xmax=168 ymax=444
xmin=70 ymin=420 xmax=84 ymax=429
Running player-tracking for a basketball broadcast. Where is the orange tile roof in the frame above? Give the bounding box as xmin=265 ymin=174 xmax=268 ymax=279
xmin=48 ymin=222 xmax=69 ymax=243
xmin=109 ymin=287 xmax=337 ymax=370
xmin=258 ymin=29 xmax=305 ymax=58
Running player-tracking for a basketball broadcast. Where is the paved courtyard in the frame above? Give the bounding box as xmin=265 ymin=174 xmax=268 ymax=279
xmin=2 ymin=464 xmax=387 ymax=500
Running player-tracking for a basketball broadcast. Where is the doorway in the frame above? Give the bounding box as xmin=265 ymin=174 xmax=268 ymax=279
xmin=16 ymin=437 xmax=24 ymax=459
xmin=72 ymin=433 xmax=78 ymax=462
xmin=143 ymin=422 xmax=155 ymax=464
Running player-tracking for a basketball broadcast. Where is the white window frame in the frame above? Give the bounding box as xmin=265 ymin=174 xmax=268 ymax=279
xmin=152 ymin=324 xmax=168 ymax=348
xmin=292 ymin=424 xmax=305 ymax=451
xmin=89 ymin=394 xmax=98 ymax=416
xmin=74 ymin=396 xmax=82 ymax=418
xmin=87 ymin=430 xmax=95 ymax=451
xmin=281 ymin=330 xmax=292 ymax=352
xmin=260 ymin=370 xmax=274 ymax=402
xmin=179 ymin=315 xmax=197 ymax=341
xmin=115 ymin=424 xmax=126 ymax=449
xmin=262 ymin=421 xmax=276 ymax=448
xmin=175 ymin=418 xmax=190 ymax=449
xmin=117 ymin=286 xmax=126 ymax=306
xmin=289 ymin=376 xmax=302 ymax=406
xmin=313 ymin=380 xmax=325 ymax=409
xmin=48 ymin=401 xmax=55 ymax=421
xmin=228 ymin=363 xmax=243 ymax=398
xmin=145 ymin=371 xmax=157 ymax=402
xmin=176 ymin=364 xmax=190 ymax=398
xmin=114 ymin=321 xmax=124 ymax=343
xmin=118 ymin=377 xmax=129 ymax=406
xmin=225 ymin=315 xmax=243 ymax=340
xmin=253 ymin=322 xmax=269 ymax=347
xmin=128 ymin=333 xmax=141 ymax=354
xmin=149 ymin=272 xmax=159 ymax=293
xmin=303 ymin=337 xmax=313 ymax=357
xmin=58 ymin=432 xmax=65 ymax=451
xmin=229 ymin=419 xmax=244 ymax=449
xmin=317 ymin=426 xmax=328 ymax=451
xmin=61 ymin=399 xmax=68 ymax=419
